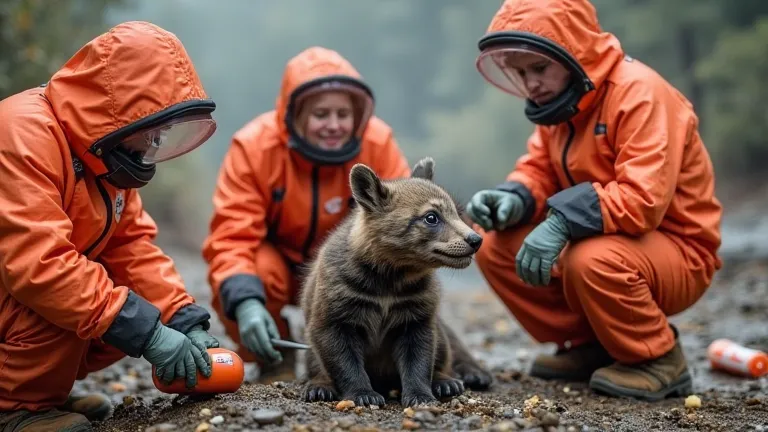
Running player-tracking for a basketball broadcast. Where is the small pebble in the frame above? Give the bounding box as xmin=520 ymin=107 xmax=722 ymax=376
xmin=199 ymin=408 xmax=212 ymax=418
xmin=450 ymin=399 xmax=463 ymax=409
xmin=122 ymin=395 xmax=135 ymax=406
xmin=684 ymin=395 xmax=702 ymax=409
xmin=354 ymin=406 xmax=364 ymax=414
xmin=467 ymin=398 xmax=478 ymax=405
xmin=195 ymin=423 xmax=210 ymax=432
xmin=413 ymin=410 xmax=436 ymax=423
xmin=227 ymin=406 xmax=239 ymax=416
xmin=402 ymin=419 xmax=420 ymax=430
xmin=746 ymin=397 xmax=762 ymax=406
xmin=403 ymin=407 xmax=415 ymax=417
xmin=458 ymin=395 xmax=469 ymax=403
xmin=336 ymin=400 xmax=355 ymax=411
xmin=292 ymin=425 xmax=311 ymax=432
xmin=567 ymin=427 xmax=578 ymax=432
xmin=210 ymin=415 xmax=224 ymax=426
xmin=460 ymin=415 xmax=483 ymax=430
xmin=250 ymin=408 xmax=285 ymax=426
xmin=145 ymin=423 xmax=177 ymax=432
xmin=540 ymin=412 xmax=560 ymax=426
xmin=489 ymin=421 xmax=518 ymax=432
xmin=109 ymin=382 xmax=127 ymax=393
xmin=337 ymin=415 xmax=357 ymax=429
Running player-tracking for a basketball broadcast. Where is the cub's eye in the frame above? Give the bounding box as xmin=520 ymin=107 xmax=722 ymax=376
xmin=423 ymin=211 xmax=440 ymax=226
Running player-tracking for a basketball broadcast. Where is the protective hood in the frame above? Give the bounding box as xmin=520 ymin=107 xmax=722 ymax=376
xmin=274 ymin=46 xmax=374 ymax=165
xmin=479 ymin=0 xmax=625 ymax=122
xmin=44 ymin=21 xmax=215 ymax=179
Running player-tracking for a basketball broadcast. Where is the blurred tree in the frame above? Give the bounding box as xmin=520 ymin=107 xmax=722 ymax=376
xmin=696 ymin=17 xmax=768 ymax=177
xmin=0 ymin=0 xmax=129 ymax=99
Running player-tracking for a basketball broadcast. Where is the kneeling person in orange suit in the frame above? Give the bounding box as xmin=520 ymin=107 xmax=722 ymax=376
xmin=466 ymin=0 xmax=723 ymax=401
xmin=201 ymin=47 xmax=411 ymax=381
xmin=0 ymin=22 xmax=220 ymax=431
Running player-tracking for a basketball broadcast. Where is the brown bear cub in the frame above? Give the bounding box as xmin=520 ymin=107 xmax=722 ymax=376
xmin=299 ymin=157 xmax=489 ymax=407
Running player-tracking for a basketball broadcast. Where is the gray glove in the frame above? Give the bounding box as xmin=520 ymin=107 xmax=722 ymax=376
xmin=142 ymin=320 xmax=211 ymax=388
xmin=466 ymin=190 xmax=526 ymax=231
xmin=235 ymin=298 xmax=283 ymax=364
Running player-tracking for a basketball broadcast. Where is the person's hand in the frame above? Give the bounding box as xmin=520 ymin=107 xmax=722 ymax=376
xmin=186 ymin=324 xmax=220 ymax=366
xmin=516 ymin=210 xmax=570 ymax=286
xmin=142 ymin=321 xmax=211 ymax=388
xmin=235 ymin=298 xmax=283 ymax=364
xmin=466 ymin=190 xmax=526 ymax=231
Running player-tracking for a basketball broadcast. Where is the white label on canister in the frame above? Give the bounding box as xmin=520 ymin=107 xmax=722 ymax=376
xmin=212 ymin=353 xmax=234 ymax=366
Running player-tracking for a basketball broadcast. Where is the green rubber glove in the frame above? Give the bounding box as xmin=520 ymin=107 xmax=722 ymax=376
xmin=142 ymin=321 xmax=211 ymax=388
xmin=516 ymin=210 xmax=570 ymax=286
xmin=466 ymin=190 xmax=526 ymax=231
xmin=235 ymin=298 xmax=283 ymax=364
xmin=186 ymin=324 xmax=220 ymax=367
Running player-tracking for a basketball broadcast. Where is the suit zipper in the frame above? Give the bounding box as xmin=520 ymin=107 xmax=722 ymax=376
xmin=301 ymin=166 xmax=320 ymax=260
xmin=83 ymin=177 xmax=113 ymax=258
xmin=561 ymin=121 xmax=576 ymax=186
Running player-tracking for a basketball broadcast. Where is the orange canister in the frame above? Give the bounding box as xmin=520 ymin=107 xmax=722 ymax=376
xmin=152 ymin=348 xmax=245 ymax=394
xmin=707 ymin=338 xmax=768 ymax=378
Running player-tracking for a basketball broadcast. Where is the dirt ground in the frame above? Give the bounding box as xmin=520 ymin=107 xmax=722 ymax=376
xmin=82 ymin=242 xmax=768 ymax=432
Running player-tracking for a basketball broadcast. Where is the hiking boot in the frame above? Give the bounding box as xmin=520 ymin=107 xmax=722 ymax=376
xmin=59 ymin=392 xmax=113 ymax=422
xmin=529 ymin=342 xmax=614 ymax=381
xmin=0 ymin=409 xmax=92 ymax=431
xmin=589 ymin=328 xmax=692 ymax=401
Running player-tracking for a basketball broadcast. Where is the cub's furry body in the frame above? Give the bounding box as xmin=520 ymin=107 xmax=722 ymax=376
xmin=300 ymin=157 xmax=489 ymax=407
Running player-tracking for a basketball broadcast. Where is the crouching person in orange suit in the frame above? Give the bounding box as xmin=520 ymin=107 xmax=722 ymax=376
xmin=0 ymin=22 xmax=220 ymax=431
xmin=466 ymin=0 xmax=723 ymax=401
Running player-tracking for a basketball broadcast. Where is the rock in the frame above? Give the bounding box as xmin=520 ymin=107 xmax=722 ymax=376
xmin=292 ymin=425 xmax=311 ymax=432
xmin=540 ymin=412 xmax=560 ymax=427
xmin=513 ymin=418 xmax=531 ymax=429
xmin=467 ymin=398 xmax=478 ymax=405
xmin=684 ymin=395 xmax=702 ymax=409
xmin=337 ymin=415 xmax=357 ymax=429
xmin=195 ymin=423 xmax=210 ymax=432
xmin=250 ymin=408 xmax=285 ymax=426
xmin=122 ymin=395 xmax=136 ymax=406
xmin=460 ymin=415 xmax=483 ymax=430
xmin=227 ymin=406 xmax=240 ymax=416
xmin=226 ymin=425 xmax=243 ymax=432
xmin=489 ymin=421 xmax=519 ymax=431
xmin=413 ymin=410 xmax=436 ymax=423
xmin=746 ymin=397 xmax=762 ymax=406
xmin=145 ymin=423 xmax=177 ymax=432
xmin=402 ymin=419 xmax=420 ymax=430
xmin=450 ymin=399 xmax=463 ymax=409
xmin=336 ymin=400 xmax=355 ymax=411
xmin=109 ymin=382 xmax=127 ymax=393
xmin=199 ymin=408 xmax=212 ymax=418
xmin=210 ymin=415 xmax=224 ymax=425
xmin=458 ymin=395 xmax=469 ymax=404
xmin=403 ymin=407 xmax=415 ymax=418
xmin=567 ymin=427 xmax=578 ymax=432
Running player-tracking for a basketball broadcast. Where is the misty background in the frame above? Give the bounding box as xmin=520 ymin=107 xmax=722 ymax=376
xmin=2 ymin=0 xmax=767 ymax=262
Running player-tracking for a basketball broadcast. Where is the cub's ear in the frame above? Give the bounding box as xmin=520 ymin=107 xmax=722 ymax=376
xmin=411 ymin=157 xmax=435 ymax=181
xmin=350 ymin=163 xmax=389 ymax=212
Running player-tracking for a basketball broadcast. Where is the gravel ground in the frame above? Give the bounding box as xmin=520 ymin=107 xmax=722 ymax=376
xmin=81 ymin=244 xmax=768 ymax=432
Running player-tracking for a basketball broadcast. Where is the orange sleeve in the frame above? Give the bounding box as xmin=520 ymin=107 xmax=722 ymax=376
xmin=201 ymin=133 xmax=270 ymax=310
xmin=497 ymin=127 xmax=560 ymax=223
xmin=97 ymin=189 xmax=211 ymax=334
xmin=0 ymin=123 xmax=160 ymax=358
xmin=372 ymin=131 xmax=411 ymax=180
xmin=546 ymin=79 xmax=685 ymax=238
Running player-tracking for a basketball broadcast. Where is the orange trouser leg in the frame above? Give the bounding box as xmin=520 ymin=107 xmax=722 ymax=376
xmin=214 ymin=243 xmax=299 ymax=364
xmin=0 ymin=304 xmax=124 ymax=411
xmin=475 ymin=224 xmax=597 ymax=348
xmin=558 ymin=231 xmax=712 ymax=363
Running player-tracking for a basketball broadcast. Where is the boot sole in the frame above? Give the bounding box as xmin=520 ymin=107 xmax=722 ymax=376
xmin=529 ymin=363 xmax=594 ymax=382
xmin=589 ymin=370 xmax=693 ymax=402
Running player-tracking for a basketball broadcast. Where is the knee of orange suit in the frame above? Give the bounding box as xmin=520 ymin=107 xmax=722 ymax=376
xmin=558 ymin=236 xmax=632 ymax=293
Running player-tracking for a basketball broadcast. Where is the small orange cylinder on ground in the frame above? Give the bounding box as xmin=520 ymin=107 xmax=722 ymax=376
xmin=707 ymin=338 xmax=768 ymax=378
xmin=152 ymin=348 xmax=245 ymax=394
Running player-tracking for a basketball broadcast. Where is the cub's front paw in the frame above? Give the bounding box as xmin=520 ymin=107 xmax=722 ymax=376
xmin=432 ymin=378 xmax=464 ymax=398
xmin=454 ymin=361 xmax=493 ymax=390
xmin=401 ymin=390 xmax=438 ymax=407
xmin=344 ymin=388 xmax=386 ymax=407
xmin=302 ymin=381 xmax=338 ymax=402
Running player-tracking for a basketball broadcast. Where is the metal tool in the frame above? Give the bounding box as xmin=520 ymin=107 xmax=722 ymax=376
xmin=271 ymin=338 xmax=310 ymax=350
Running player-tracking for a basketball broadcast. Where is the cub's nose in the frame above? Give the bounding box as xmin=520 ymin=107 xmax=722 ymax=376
xmin=465 ymin=232 xmax=483 ymax=252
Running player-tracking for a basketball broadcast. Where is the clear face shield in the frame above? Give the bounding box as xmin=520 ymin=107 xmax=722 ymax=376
xmin=476 ymin=46 xmax=565 ymax=100
xmin=119 ymin=113 xmax=217 ymax=164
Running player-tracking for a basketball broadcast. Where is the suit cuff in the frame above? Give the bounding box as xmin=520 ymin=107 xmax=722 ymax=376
xmin=495 ymin=180 xmax=536 ymax=224
xmin=166 ymin=303 xmax=212 ymax=334
xmin=546 ymin=182 xmax=604 ymax=240
xmin=220 ymin=274 xmax=267 ymax=321
xmin=101 ymin=291 xmax=161 ymax=358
